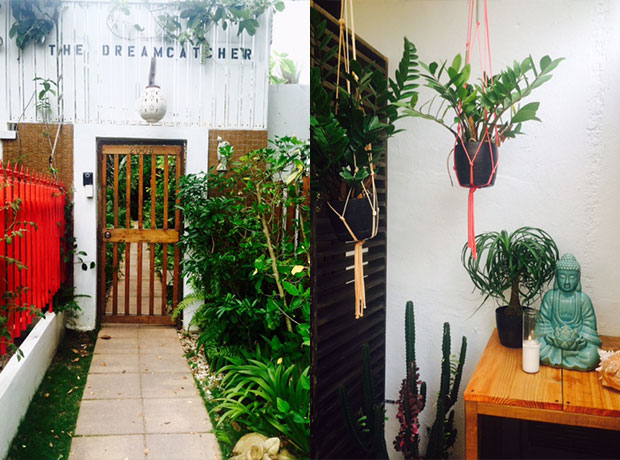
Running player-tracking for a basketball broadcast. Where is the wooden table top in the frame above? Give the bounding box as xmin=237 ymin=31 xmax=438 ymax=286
xmin=465 ymin=330 xmax=620 ymax=417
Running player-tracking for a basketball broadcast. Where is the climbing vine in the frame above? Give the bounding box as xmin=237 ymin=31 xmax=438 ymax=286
xmin=9 ymin=0 xmax=60 ymax=49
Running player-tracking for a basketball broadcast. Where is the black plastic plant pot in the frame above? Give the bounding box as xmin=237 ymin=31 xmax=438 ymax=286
xmin=454 ymin=141 xmax=499 ymax=188
xmin=327 ymin=197 xmax=374 ymax=242
xmin=495 ymin=306 xmax=528 ymax=348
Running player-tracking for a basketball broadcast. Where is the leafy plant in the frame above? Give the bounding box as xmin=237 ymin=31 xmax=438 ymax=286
xmin=402 ymin=54 xmax=563 ymax=144
xmin=177 ymin=136 xmax=309 ymax=360
xmin=340 ymin=343 xmax=389 ymax=459
xmin=215 ymin=351 xmax=310 ymax=458
xmin=462 ymin=226 xmax=559 ymax=317
xmin=9 ymin=0 xmax=60 ymax=49
xmin=158 ymin=0 xmax=285 ymax=62
xmin=270 ymin=50 xmax=301 ymax=84
xmin=311 ymin=8 xmax=420 ymax=200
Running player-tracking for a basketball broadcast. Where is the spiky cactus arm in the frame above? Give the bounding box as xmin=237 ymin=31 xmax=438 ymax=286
xmin=426 ymin=323 xmax=452 ymax=459
xmin=339 ymin=385 xmax=369 ymax=453
xmin=372 ymin=404 xmax=390 ymax=460
xmin=405 ymin=301 xmax=417 ymax=391
xmin=448 ymin=336 xmax=467 ymax=408
xmin=444 ymin=409 xmax=457 ymax=454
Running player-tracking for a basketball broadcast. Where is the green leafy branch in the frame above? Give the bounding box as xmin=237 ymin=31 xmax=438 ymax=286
xmin=401 ymin=54 xmax=563 ymax=143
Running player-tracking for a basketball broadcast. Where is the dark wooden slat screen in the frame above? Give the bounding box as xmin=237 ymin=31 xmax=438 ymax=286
xmin=311 ymin=2 xmax=388 ymax=458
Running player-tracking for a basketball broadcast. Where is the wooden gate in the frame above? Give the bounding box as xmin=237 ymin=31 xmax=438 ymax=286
xmin=98 ymin=143 xmax=183 ymax=324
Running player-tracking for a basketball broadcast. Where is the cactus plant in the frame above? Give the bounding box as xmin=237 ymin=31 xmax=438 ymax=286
xmin=395 ymin=301 xmax=427 ymax=458
xmin=339 ymin=343 xmax=389 ymax=459
xmin=426 ymin=322 xmax=467 ymax=459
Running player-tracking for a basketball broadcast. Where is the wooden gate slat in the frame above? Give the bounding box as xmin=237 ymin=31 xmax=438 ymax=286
xmin=173 ymin=152 xmax=181 ymax=309
xmin=161 ymin=155 xmax=169 ymax=316
xmin=150 ymin=153 xmax=156 ymax=316
xmin=125 ymin=153 xmax=131 ymax=315
xmin=137 ymin=154 xmax=144 ymax=316
xmin=113 ymin=155 xmax=119 ymax=316
xmin=99 ymin=153 xmax=108 ymax=323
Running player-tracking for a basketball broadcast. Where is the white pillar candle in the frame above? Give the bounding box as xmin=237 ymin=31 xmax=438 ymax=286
xmin=522 ymin=339 xmax=540 ymax=373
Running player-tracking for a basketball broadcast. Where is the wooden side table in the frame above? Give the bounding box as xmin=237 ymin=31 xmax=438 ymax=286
xmin=464 ymin=330 xmax=620 ymax=459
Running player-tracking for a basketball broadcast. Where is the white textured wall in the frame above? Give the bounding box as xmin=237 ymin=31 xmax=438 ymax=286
xmin=354 ymin=0 xmax=620 ymax=457
xmin=268 ymin=84 xmax=310 ymax=141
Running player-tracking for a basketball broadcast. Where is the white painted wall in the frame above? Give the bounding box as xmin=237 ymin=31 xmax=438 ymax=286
xmin=272 ymin=0 xmax=310 ymax=85
xmin=72 ymin=123 xmax=209 ymax=330
xmin=0 ymin=0 xmax=272 ymax=129
xmin=0 ymin=312 xmax=65 ymax=459
xmin=353 ymin=0 xmax=620 ymax=457
xmin=268 ymin=84 xmax=310 ymax=141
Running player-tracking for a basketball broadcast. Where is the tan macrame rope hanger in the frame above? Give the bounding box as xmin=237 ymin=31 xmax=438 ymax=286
xmin=329 ymin=0 xmax=379 ymax=319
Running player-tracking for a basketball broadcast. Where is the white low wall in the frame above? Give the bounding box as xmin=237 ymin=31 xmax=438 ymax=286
xmin=0 ymin=312 xmax=66 ymax=459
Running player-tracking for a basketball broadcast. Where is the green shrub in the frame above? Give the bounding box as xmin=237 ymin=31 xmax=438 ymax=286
xmin=216 ymin=352 xmax=310 ymax=459
xmin=177 ymin=137 xmax=310 ymax=358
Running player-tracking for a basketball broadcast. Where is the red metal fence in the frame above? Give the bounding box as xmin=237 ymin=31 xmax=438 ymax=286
xmin=0 ymin=163 xmax=67 ymax=355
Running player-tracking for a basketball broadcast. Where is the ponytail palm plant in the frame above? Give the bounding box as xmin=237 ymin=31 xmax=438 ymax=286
xmin=462 ymin=227 xmax=559 ymax=317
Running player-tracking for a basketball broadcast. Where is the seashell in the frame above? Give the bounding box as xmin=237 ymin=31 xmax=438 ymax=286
xmin=596 ymin=349 xmax=620 ymax=391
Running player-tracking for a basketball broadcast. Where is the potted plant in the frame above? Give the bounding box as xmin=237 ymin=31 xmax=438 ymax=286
xmin=311 ymin=9 xmax=420 ymax=241
xmin=461 ymin=226 xmax=559 ymax=348
xmin=403 ymin=54 xmax=563 ymax=187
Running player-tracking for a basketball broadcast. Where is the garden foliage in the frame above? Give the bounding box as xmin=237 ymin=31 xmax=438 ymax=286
xmin=176 ymin=136 xmax=310 ymax=457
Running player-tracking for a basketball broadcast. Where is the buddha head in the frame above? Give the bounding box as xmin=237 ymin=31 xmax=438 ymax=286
xmin=554 ymin=253 xmax=581 ymax=293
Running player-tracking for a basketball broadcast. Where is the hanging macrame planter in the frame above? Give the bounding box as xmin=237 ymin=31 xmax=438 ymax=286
xmin=326 ymin=0 xmax=379 ymax=320
xmin=456 ymin=0 xmax=499 ymax=260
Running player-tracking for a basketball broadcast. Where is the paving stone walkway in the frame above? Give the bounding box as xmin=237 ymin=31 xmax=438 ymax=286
xmin=69 ymin=324 xmax=220 ymax=460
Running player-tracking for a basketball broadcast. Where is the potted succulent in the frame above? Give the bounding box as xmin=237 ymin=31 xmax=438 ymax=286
xmin=403 ymin=54 xmax=564 ymax=187
xmin=461 ymin=226 xmax=559 ymax=348
xmin=311 ymin=9 xmax=420 ymax=241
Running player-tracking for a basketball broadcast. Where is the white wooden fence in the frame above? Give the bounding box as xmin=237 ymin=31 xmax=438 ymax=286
xmin=0 ymin=0 xmax=272 ymax=129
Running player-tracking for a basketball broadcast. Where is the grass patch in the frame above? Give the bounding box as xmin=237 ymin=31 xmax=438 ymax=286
xmin=193 ymin=375 xmax=246 ymax=459
xmin=7 ymin=329 xmax=97 ymax=460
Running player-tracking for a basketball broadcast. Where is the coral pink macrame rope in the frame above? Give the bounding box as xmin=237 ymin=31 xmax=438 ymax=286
xmin=457 ymin=0 xmax=497 ymax=259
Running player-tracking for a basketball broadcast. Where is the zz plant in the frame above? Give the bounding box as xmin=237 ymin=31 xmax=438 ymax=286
xmin=311 ymin=9 xmax=420 ymax=201
xmin=403 ymin=54 xmax=563 ymax=144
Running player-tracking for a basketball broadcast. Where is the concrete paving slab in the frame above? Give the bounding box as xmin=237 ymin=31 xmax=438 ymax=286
xmin=139 ymin=352 xmax=190 ymax=373
xmin=75 ymin=399 xmax=144 ymax=435
xmin=98 ymin=326 xmax=139 ymax=339
xmin=138 ymin=336 xmax=185 ymax=354
xmin=83 ymin=373 xmax=141 ymax=399
xmin=71 ymin=324 xmax=219 ymax=458
xmin=143 ymin=398 xmax=212 ymax=433
xmin=90 ymin=352 xmax=140 ymax=374
xmin=69 ymin=434 xmax=146 ymax=460
xmin=145 ymin=433 xmax=220 ymax=460
xmin=138 ymin=326 xmax=178 ymax=339
xmin=141 ymin=372 xmax=195 ymax=398
xmin=94 ymin=336 xmax=139 ymax=354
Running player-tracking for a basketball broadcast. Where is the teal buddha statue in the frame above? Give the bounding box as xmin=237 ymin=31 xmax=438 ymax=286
xmin=535 ymin=254 xmax=601 ymax=371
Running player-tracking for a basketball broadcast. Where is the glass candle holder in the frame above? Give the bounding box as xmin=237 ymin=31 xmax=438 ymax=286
xmin=522 ymin=309 xmax=540 ymax=373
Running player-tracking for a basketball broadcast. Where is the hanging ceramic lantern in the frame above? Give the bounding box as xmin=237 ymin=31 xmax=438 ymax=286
xmin=138 ymin=57 xmax=166 ymax=123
